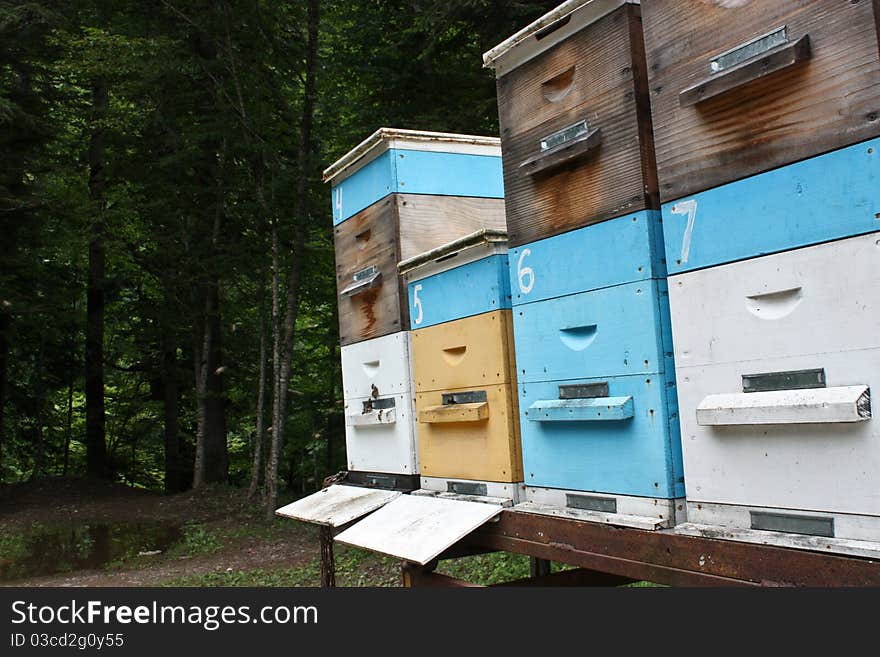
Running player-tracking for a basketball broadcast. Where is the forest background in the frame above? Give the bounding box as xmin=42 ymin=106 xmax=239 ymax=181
xmin=0 ymin=0 xmax=560 ymax=516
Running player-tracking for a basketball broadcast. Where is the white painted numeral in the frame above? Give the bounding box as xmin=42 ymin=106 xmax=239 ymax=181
xmin=671 ymin=199 xmax=698 ymax=264
xmin=517 ymin=249 xmax=535 ymax=295
xmin=334 ymin=188 xmax=343 ymax=220
xmin=413 ymin=284 xmax=424 ymax=326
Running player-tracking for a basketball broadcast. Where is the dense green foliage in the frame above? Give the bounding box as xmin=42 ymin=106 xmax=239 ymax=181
xmin=0 ymin=0 xmax=557 ymax=498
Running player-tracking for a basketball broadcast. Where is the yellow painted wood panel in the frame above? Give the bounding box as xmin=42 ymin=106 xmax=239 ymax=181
xmin=416 ymin=383 xmax=523 ymax=483
xmin=412 ymin=310 xmax=516 ymax=392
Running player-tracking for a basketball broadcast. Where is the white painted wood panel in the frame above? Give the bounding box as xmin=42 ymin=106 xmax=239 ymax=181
xmin=668 ymin=232 xmax=880 ymax=369
xmin=334 ymin=495 xmax=502 ymax=565
xmin=274 ymin=485 xmax=399 ymax=527
xmin=515 ymin=502 xmax=671 ymax=531
xmin=696 ymin=386 xmax=871 ymax=426
xmin=675 ymin=522 xmax=880 ymax=560
xmin=419 ymin=476 xmax=523 ymax=502
xmin=344 ymin=393 xmax=418 ymax=475
xmin=676 ymin=351 xmax=879 ymax=520
xmin=682 ymin=500 xmax=880 ymax=546
xmin=341 ymin=331 xmax=413 ymax=400
xmin=523 ymin=485 xmax=683 ymax=526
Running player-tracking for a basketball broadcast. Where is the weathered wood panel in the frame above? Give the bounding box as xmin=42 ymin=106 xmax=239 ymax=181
xmin=497 ymin=4 xmax=657 ymax=246
xmin=334 ymin=494 xmax=502 ymax=565
xmin=642 ymin=0 xmax=880 ymax=202
xmin=334 ymin=197 xmax=408 ymax=346
xmin=396 ymin=194 xmax=507 ymax=261
xmin=274 ymin=484 xmax=399 ymax=527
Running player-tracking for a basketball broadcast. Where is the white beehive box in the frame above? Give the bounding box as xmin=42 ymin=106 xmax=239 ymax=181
xmin=340 ymin=331 xmax=418 ymax=478
xmin=669 ymin=231 xmax=878 ymax=543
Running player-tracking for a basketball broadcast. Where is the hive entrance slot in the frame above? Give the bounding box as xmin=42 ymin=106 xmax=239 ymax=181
xmin=742 ymin=368 xmax=825 ymax=393
xmin=558 ymin=382 xmax=609 ymax=400
xmin=363 ymin=397 xmax=395 ymax=413
xmin=442 ymin=390 xmax=488 ymax=406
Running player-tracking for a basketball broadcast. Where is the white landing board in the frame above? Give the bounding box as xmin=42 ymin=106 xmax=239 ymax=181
xmin=674 ymin=523 xmax=880 ymax=561
xmin=334 ymin=494 xmax=502 ymax=565
xmin=514 ymin=501 xmax=671 ymax=531
xmin=274 ymin=485 xmax=400 ymax=528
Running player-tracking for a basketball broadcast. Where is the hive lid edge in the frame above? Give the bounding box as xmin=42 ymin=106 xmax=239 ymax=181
xmin=322 ymin=127 xmax=502 ymax=185
xmin=397 ymin=228 xmax=508 ymax=276
xmin=482 ymin=0 xmax=639 ymax=73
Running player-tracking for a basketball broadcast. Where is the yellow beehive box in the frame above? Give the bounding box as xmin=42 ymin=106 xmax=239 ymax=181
xmin=416 ymin=384 xmax=522 ymax=483
xmin=412 ymin=310 xmax=516 ymax=392
xmin=412 ymin=310 xmax=522 ymax=483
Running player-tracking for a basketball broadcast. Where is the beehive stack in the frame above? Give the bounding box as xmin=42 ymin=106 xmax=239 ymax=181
xmin=323 ymin=128 xmax=505 ymax=491
xmin=641 ymin=0 xmax=880 ymax=546
xmin=399 ymin=230 xmax=523 ymax=502
xmin=484 ymin=0 xmax=684 ymax=527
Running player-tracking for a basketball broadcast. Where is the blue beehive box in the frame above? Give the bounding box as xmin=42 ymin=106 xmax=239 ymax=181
xmin=661 ymin=136 xmax=880 ymax=275
xmin=398 ymin=229 xmax=511 ymax=329
xmin=509 ymin=211 xmax=685 ymax=528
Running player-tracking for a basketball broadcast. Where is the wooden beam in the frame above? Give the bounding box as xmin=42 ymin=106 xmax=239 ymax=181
xmin=466 ymin=510 xmax=880 ymax=587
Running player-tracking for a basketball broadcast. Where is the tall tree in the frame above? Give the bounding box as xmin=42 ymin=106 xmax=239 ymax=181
xmin=85 ymin=75 xmax=109 ymax=478
xmin=265 ymin=0 xmax=320 ymax=517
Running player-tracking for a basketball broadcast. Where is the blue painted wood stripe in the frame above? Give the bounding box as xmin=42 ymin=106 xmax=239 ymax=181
xmin=508 ymin=211 xmax=666 ymax=306
xmin=512 ymin=279 xmax=670 ymax=383
xmin=662 ymin=137 xmax=880 ymax=273
xmin=407 ymin=254 xmax=511 ymax=329
xmin=519 ymin=373 xmax=684 ymax=498
xmin=331 ymin=148 xmax=504 ymax=225
xmin=529 ymin=396 xmax=635 ymax=422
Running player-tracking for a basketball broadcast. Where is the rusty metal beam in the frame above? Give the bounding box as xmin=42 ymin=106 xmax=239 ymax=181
xmin=466 ymin=510 xmax=880 ymax=587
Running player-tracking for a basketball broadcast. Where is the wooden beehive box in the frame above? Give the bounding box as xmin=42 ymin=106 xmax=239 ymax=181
xmin=324 ymin=128 xmax=506 ymax=346
xmin=398 ymin=229 xmax=511 ymax=330
xmin=412 ymin=310 xmax=522 ymax=483
xmin=483 ymin=0 xmax=658 ymax=247
xmin=340 ymin=331 xmax=418 ymax=484
xmin=641 ymin=0 xmax=880 ymax=203
xmin=669 ymin=232 xmax=878 ymax=543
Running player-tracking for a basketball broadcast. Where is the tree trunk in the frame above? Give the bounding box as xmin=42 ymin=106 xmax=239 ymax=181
xmin=85 ymin=77 xmax=109 ymax=479
xmin=0 ymin=311 xmax=8 ymax=475
xmin=162 ymin=317 xmax=180 ymax=494
xmin=248 ymin=265 xmax=268 ymax=500
xmin=265 ymin=221 xmax=282 ymax=514
xmin=265 ymin=0 xmax=320 ymax=519
xmin=63 ymin=372 xmax=74 ymax=476
xmin=203 ymin=284 xmax=227 ymax=483
xmin=192 ymin=134 xmax=227 ymax=489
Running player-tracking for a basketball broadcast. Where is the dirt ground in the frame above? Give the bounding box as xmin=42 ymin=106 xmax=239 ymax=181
xmin=0 ymin=477 xmax=398 ymax=587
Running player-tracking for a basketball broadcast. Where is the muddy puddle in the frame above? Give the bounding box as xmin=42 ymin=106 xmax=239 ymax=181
xmin=0 ymin=521 xmax=183 ymax=582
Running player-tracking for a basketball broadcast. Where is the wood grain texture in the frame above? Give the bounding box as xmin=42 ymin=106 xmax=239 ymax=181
xmin=496 ymin=4 xmax=658 ymax=247
xmin=395 ymin=194 xmax=507 ymax=262
xmin=334 ymin=197 xmax=407 ymax=346
xmin=642 ymin=0 xmax=880 ymax=202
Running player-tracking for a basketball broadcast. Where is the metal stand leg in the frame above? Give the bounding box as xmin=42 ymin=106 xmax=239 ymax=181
xmin=320 ymin=526 xmax=336 ymax=587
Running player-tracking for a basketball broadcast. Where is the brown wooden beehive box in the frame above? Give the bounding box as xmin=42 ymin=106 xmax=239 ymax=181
xmin=324 ymin=129 xmax=505 ymax=346
xmin=484 ymin=0 xmax=658 ymax=247
xmin=641 ymin=0 xmax=880 ymax=202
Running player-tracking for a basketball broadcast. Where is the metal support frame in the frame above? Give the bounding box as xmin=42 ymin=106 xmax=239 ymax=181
xmin=398 ymin=508 xmax=880 ymax=587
